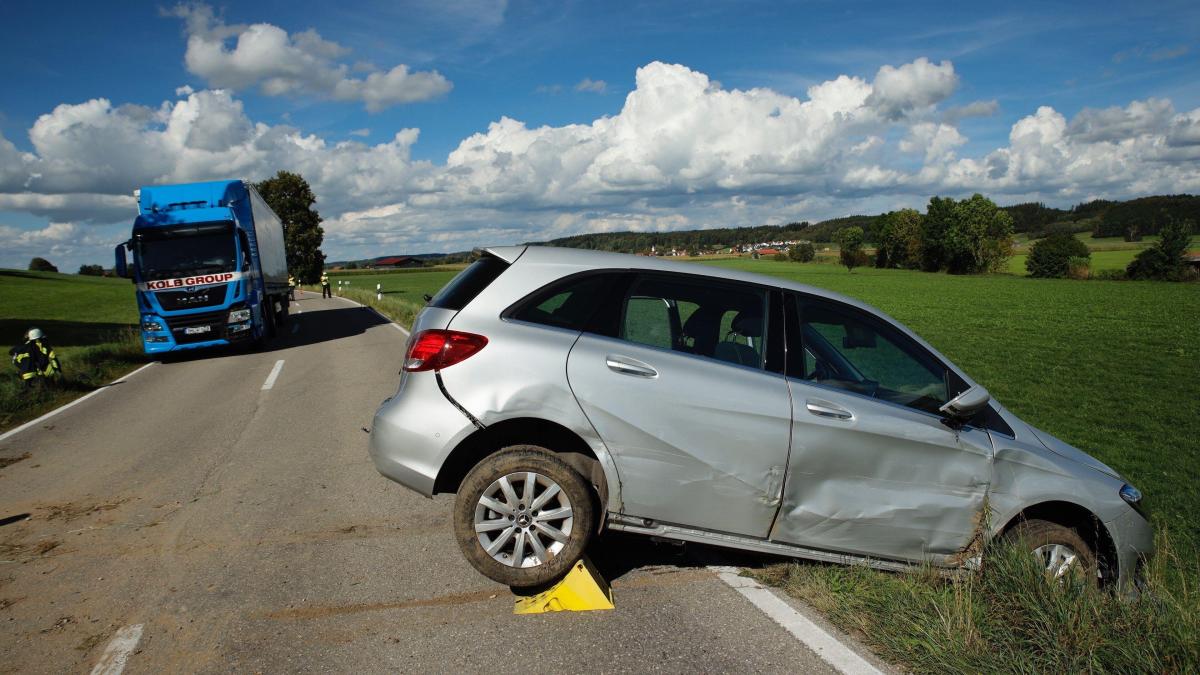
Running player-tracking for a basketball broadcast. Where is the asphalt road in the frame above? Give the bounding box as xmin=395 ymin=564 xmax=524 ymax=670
xmin=0 ymin=291 xmax=878 ymax=674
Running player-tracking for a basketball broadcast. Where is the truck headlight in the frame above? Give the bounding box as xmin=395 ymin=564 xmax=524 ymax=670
xmin=228 ymin=308 xmax=251 ymax=323
xmin=142 ymin=321 xmax=163 ymax=332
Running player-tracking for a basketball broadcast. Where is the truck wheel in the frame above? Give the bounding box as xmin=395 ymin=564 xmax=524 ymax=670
xmin=453 ymin=446 xmax=595 ymax=588
xmin=1003 ymin=519 xmax=1098 ymax=584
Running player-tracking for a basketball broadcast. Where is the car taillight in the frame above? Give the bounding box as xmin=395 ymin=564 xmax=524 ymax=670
xmin=403 ymin=330 xmax=488 ymax=372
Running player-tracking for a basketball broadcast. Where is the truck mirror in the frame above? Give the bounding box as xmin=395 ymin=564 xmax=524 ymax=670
xmin=114 ymin=243 xmax=129 ymax=279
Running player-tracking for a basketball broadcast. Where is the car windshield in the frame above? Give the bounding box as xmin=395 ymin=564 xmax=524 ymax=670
xmin=136 ymin=222 xmax=237 ymax=281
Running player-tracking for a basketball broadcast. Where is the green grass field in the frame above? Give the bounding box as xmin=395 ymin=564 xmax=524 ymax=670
xmin=0 ymin=270 xmax=144 ymax=431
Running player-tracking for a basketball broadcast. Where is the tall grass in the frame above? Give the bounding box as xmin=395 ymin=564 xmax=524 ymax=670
xmin=752 ymin=530 xmax=1198 ymax=673
xmin=0 ymin=328 xmax=146 ymax=431
xmin=308 ymin=286 xmax=425 ymax=330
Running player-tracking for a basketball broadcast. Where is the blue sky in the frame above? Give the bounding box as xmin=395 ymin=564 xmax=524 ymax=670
xmin=0 ymin=0 xmax=1198 ymax=268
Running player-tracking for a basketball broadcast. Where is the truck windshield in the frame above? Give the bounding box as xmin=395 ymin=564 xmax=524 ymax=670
xmin=136 ymin=222 xmax=237 ymax=281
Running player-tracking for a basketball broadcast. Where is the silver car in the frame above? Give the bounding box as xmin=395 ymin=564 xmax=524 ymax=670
xmin=369 ymin=246 xmax=1153 ymax=588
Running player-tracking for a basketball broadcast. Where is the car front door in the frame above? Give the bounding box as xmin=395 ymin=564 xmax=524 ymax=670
xmin=566 ymin=273 xmax=792 ymax=538
xmin=771 ymin=293 xmax=993 ymax=563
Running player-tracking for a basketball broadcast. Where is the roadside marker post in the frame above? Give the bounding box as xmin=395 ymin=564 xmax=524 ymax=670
xmin=377 ymin=283 xmax=382 ymax=301
xmin=513 ymin=556 xmax=614 ymax=614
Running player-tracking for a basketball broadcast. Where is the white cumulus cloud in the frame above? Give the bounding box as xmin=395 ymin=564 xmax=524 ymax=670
xmin=169 ymin=3 xmax=451 ymax=112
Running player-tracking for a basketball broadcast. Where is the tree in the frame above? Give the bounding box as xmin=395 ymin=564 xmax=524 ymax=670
xmin=78 ymin=264 xmax=105 ymax=276
xmin=789 ymin=242 xmax=816 ymax=263
xmin=942 ymin=194 xmax=1015 ymax=274
xmin=29 ymin=257 xmax=57 ymax=272
xmin=255 ymin=171 xmax=326 ymax=284
xmin=835 ymin=227 xmax=867 ymax=272
xmin=1126 ymin=216 xmax=1194 ymax=281
xmin=875 ymin=209 xmax=923 ymax=269
xmin=920 ymin=196 xmax=956 ymax=272
xmin=1026 ymin=233 xmax=1090 ymax=278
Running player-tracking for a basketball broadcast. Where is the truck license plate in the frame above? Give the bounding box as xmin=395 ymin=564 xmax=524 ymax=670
xmin=184 ymin=326 xmax=211 ymax=335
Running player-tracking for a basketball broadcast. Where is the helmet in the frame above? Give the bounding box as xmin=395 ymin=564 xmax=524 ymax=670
xmin=26 ymin=327 xmax=43 ymax=340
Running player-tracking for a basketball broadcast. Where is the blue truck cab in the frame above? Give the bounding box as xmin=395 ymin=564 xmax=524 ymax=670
xmin=114 ymin=180 xmax=291 ymax=354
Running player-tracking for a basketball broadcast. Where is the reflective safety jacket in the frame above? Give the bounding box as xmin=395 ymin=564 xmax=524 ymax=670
xmin=9 ymin=338 xmax=61 ymax=381
xmin=320 ymin=274 xmax=330 ymax=286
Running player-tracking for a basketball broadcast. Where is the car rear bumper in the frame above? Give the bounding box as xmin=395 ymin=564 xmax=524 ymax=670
xmin=368 ymin=370 xmax=475 ymax=497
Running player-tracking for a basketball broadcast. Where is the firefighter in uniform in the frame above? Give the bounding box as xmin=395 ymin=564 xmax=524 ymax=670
xmin=320 ymin=272 xmax=331 ymax=299
xmin=9 ymin=327 xmax=61 ymax=387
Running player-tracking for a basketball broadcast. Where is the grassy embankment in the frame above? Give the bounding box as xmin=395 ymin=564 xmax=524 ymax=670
xmin=708 ymin=259 xmax=1199 ymax=672
xmin=304 ymin=266 xmax=466 ymax=329
xmin=0 ymin=270 xmax=144 ymax=432
xmin=331 ymin=258 xmax=1198 ymax=671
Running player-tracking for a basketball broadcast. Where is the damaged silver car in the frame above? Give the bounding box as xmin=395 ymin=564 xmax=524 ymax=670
xmin=369 ymin=246 xmax=1153 ymax=588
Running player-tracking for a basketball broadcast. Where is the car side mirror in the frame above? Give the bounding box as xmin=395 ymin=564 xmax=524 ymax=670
xmin=939 ymin=384 xmax=990 ymax=421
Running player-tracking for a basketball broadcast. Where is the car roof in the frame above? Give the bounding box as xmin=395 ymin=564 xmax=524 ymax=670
xmin=488 ymin=244 xmax=877 ymax=315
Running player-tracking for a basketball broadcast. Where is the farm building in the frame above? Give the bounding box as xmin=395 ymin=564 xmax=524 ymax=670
xmin=372 ymin=256 xmax=423 ymax=269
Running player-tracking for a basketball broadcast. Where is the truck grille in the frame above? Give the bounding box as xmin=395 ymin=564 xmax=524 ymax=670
xmin=157 ymin=286 xmax=227 ymax=310
xmin=165 ymin=310 xmax=228 ymax=344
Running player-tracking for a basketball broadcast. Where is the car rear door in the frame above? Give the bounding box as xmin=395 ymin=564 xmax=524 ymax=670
xmin=566 ymin=272 xmax=792 ymax=538
xmin=771 ymin=292 xmax=993 ymax=563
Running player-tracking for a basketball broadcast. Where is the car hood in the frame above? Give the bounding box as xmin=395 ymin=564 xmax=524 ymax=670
xmin=1025 ymin=424 xmax=1121 ymax=480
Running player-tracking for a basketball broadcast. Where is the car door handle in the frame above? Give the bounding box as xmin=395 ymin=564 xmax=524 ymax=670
xmin=606 ymin=355 xmax=658 ymax=378
xmin=806 ymin=400 xmax=853 ymax=420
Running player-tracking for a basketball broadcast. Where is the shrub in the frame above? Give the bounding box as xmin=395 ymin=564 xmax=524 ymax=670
xmin=1067 ymin=256 xmax=1091 ymax=280
xmin=1026 ymin=233 xmax=1091 ymax=278
xmin=28 ymin=257 xmax=57 ymax=273
xmin=790 ymin=242 xmax=816 ymax=263
xmin=835 ymin=227 xmax=867 ymax=272
xmin=1093 ymin=268 xmax=1126 ymax=281
xmin=772 ymin=253 xmax=788 ymax=262
xmin=1126 ymin=217 xmax=1194 ymax=281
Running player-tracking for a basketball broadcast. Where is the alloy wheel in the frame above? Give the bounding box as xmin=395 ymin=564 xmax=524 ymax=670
xmin=473 ymin=471 xmax=574 ymax=568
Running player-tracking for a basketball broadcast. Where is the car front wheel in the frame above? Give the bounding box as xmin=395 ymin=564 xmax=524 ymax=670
xmin=1005 ymin=518 xmax=1098 ymax=584
xmin=453 ymin=445 xmax=595 ymax=588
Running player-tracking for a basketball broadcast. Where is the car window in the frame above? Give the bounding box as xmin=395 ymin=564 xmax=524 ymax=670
xmin=620 ymin=275 xmax=767 ymax=369
xmin=794 ymin=295 xmax=950 ymax=414
xmin=429 ymin=255 xmax=509 ymax=310
xmin=508 ymin=273 xmax=622 ymax=331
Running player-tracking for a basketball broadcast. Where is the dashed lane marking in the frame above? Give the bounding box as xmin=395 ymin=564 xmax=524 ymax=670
xmin=0 ymin=362 xmax=157 ymax=444
xmin=709 ymin=566 xmax=883 ymax=675
xmin=89 ymin=624 xmax=143 ymax=675
xmin=261 ymin=359 xmax=285 ymax=390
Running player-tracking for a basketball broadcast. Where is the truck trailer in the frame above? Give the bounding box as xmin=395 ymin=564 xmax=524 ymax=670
xmin=114 ymin=179 xmax=291 ymax=354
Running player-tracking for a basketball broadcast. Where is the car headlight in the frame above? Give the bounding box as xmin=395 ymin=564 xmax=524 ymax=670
xmin=228 ymin=308 xmax=251 ymax=323
xmin=1120 ymin=484 xmax=1148 ymax=519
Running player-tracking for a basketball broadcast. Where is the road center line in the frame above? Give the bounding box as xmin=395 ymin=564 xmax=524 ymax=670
xmin=709 ymin=566 xmax=883 ymax=675
xmin=0 ymin=362 xmax=157 ymax=444
xmin=89 ymin=623 xmax=143 ymax=675
xmin=261 ymin=360 xmax=285 ymax=390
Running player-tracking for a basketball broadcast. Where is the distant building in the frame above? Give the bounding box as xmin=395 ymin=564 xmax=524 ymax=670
xmin=373 ymin=256 xmax=423 ymax=269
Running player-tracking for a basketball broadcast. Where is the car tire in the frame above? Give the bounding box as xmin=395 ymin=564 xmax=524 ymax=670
xmin=453 ymin=445 xmax=595 ymax=588
xmin=1003 ymin=518 xmax=1098 ymax=584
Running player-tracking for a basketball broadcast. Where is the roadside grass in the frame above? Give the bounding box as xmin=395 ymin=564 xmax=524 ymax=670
xmin=0 ymin=270 xmax=145 ymax=432
xmin=750 ymin=531 xmax=1199 ymax=673
xmin=303 ymin=284 xmax=427 ymax=329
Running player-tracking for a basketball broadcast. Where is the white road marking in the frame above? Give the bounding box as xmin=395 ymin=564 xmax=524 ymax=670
xmin=261 ymin=360 xmax=285 ymax=390
xmin=0 ymin=362 xmax=157 ymax=444
xmin=710 ymin=566 xmax=883 ymax=675
xmin=89 ymin=623 xmax=143 ymax=675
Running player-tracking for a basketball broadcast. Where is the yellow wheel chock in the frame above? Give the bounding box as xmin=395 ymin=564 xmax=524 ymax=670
xmin=513 ymin=556 xmax=615 ymax=614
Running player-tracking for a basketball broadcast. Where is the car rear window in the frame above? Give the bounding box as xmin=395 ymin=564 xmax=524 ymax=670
xmin=507 ymin=272 xmax=624 ymax=331
xmin=428 ymin=256 xmax=510 ymax=310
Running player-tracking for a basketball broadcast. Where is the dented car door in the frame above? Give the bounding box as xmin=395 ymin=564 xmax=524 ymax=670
xmin=770 ymin=293 xmax=993 ymax=562
xmin=566 ymin=273 xmax=791 ymax=538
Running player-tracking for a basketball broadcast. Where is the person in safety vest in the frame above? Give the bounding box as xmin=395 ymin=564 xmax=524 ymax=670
xmin=320 ymin=272 xmax=331 ymax=299
xmin=9 ymin=327 xmax=61 ymax=387
xmin=288 ymin=275 xmax=296 ymax=300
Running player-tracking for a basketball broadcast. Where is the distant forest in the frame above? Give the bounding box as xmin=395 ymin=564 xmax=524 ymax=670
xmin=521 ymin=194 xmax=1199 ymax=256
xmin=335 ymin=193 xmax=1199 ymax=266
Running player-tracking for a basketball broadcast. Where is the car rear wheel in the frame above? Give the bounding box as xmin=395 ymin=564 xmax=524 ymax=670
xmin=453 ymin=445 xmax=595 ymax=588
xmin=1005 ymin=519 xmax=1098 ymax=584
